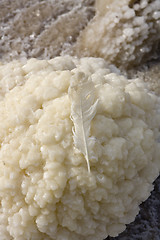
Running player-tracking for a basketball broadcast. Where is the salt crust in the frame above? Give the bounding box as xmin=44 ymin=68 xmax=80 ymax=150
xmin=0 ymin=56 xmax=160 ymax=240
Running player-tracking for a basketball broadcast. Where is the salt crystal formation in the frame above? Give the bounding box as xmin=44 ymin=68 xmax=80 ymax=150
xmin=0 ymin=1 xmax=160 ymax=240
xmin=75 ymin=0 xmax=160 ymax=70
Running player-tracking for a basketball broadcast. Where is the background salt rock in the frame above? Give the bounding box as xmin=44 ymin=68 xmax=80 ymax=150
xmin=75 ymin=0 xmax=160 ymax=71
xmin=0 ymin=0 xmax=160 ymax=240
xmin=0 ymin=0 xmax=95 ymax=61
